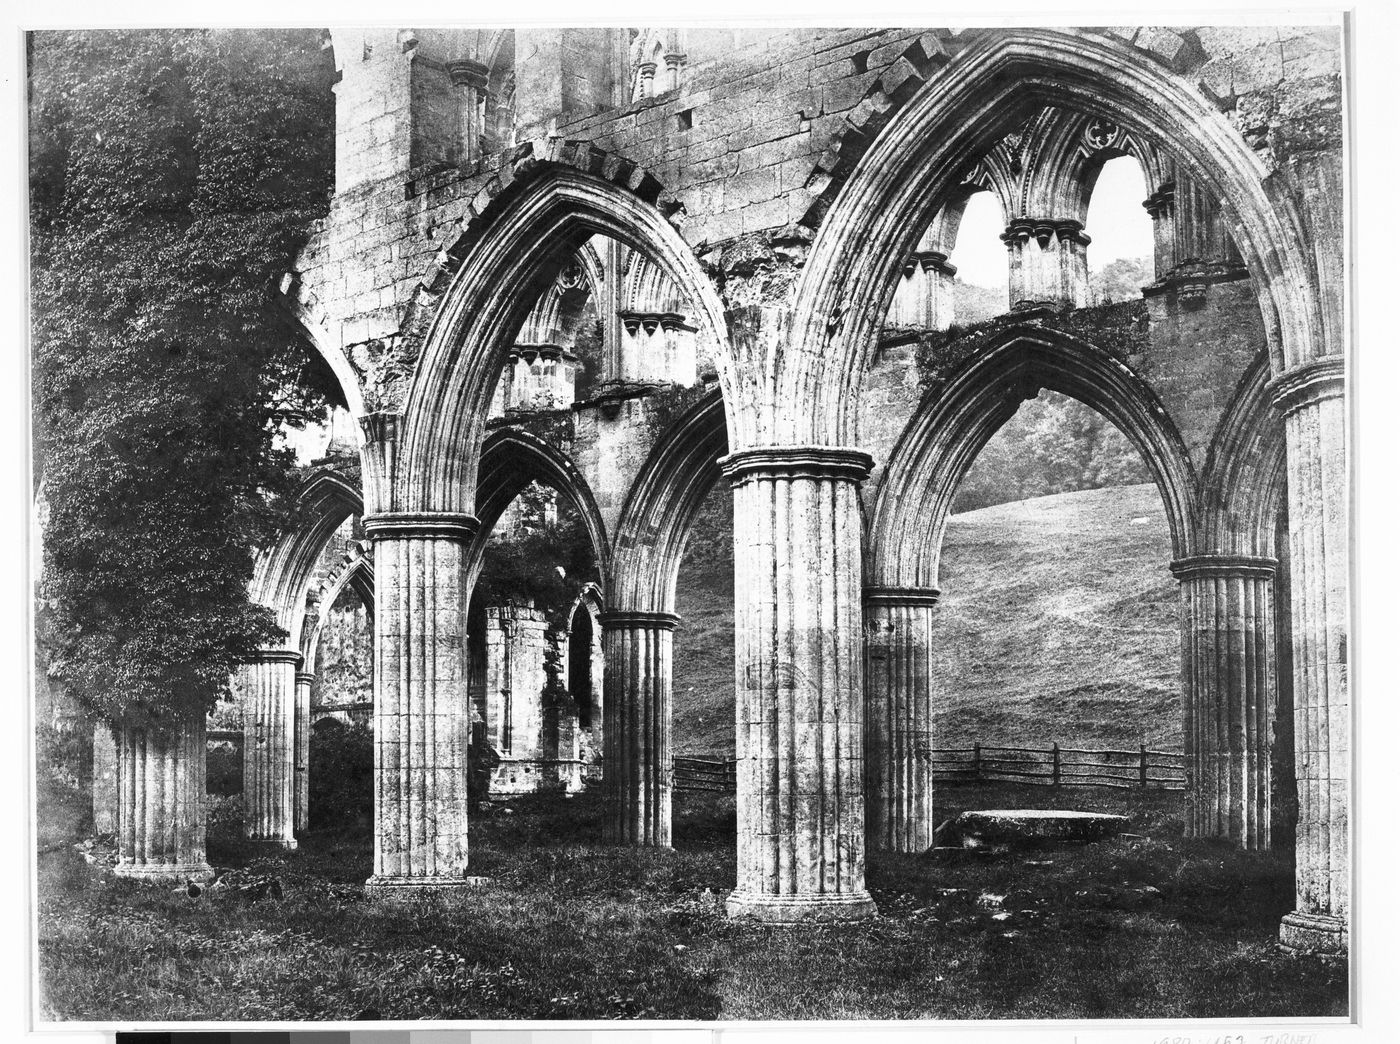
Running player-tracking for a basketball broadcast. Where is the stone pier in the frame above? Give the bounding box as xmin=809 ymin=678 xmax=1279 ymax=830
xmin=863 ymin=586 xmax=941 ymax=853
xmin=113 ymin=710 xmax=214 ymax=884
xmin=602 ymin=610 xmax=677 ymax=846
xmin=1172 ymin=555 xmax=1278 ymax=849
xmin=722 ymin=447 xmax=876 ymax=922
xmin=364 ymin=512 xmax=481 ymax=895
xmin=1270 ymin=358 xmax=1348 ymax=954
xmin=243 ymin=648 xmax=301 ymax=848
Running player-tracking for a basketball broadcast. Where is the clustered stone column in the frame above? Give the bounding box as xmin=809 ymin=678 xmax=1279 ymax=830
xmin=619 ymin=312 xmax=691 ymax=385
xmin=1143 ymin=177 xmax=1241 ymax=306
xmin=484 ymin=603 xmax=554 ymax=793
xmin=1269 ymin=357 xmax=1348 ymax=953
xmin=243 ymin=647 xmax=301 ymax=849
xmin=1002 ymin=218 xmax=1090 ymax=310
xmin=1171 ymin=555 xmax=1278 ymax=850
xmin=889 ymin=252 xmax=957 ymax=330
xmin=501 ymin=344 xmax=579 ymax=411
xmin=636 ymin=60 xmax=657 ymax=99
xmin=602 ymin=610 xmax=677 ymax=846
xmin=662 ymin=50 xmax=686 ymax=92
xmin=722 ymin=447 xmax=876 ymax=922
xmin=113 ymin=710 xmax=214 ymax=884
xmin=446 ymin=58 xmax=488 ymax=165
xmin=863 ymin=586 xmax=941 ymax=853
xmin=294 ymin=670 xmax=315 ymax=833
xmin=364 ymin=512 xmax=481 ymax=894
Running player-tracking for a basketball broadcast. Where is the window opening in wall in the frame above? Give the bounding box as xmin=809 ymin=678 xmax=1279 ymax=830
xmin=677 ymin=108 xmax=693 ymax=131
xmin=1085 ymin=154 xmax=1153 ymax=305
xmin=948 ymin=189 xmax=1010 ymax=324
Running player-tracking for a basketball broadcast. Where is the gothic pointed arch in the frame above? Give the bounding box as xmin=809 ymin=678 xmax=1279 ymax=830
xmin=609 ymin=389 xmax=728 ymax=614
xmin=865 ymin=325 xmax=1197 ymax=589
xmin=390 ymin=152 xmax=734 ymax=515
xmin=251 ymin=467 xmax=364 ymax=654
xmin=301 ymin=555 xmax=376 ymax=667
xmin=467 ymin=427 xmax=612 ymax=589
xmin=1197 ymin=354 xmax=1289 ymax=559
xmin=786 ymin=27 xmax=1328 ymax=447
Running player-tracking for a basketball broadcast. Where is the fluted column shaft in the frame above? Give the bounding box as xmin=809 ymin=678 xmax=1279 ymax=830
xmin=1172 ymin=556 xmax=1278 ymax=850
xmin=1270 ymin=358 xmax=1348 ymax=953
xmin=294 ymin=671 xmax=314 ymax=833
xmin=364 ymin=512 xmax=480 ymax=893
xmin=864 ymin=587 xmax=940 ymax=853
xmin=602 ymin=611 xmax=677 ymax=846
xmin=722 ymin=447 xmax=876 ymax=922
xmin=243 ymin=648 xmax=301 ymax=848
xmin=114 ymin=710 xmax=213 ymax=883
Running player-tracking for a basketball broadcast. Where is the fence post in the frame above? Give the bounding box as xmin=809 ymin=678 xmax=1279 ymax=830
xmin=1052 ymin=742 xmax=1060 ymax=788
xmin=1139 ymin=743 xmax=1148 ymax=789
xmin=972 ymin=743 xmax=981 ymax=781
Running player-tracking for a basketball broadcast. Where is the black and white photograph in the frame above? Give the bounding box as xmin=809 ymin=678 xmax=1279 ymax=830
xmin=18 ymin=9 xmax=1385 ymax=1035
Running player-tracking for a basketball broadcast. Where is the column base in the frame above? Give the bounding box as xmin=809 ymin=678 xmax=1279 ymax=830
xmin=1279 ymin=911 xmax=1348 ymax=954
xmin=112 ymin=861 xmax=216 ymax=885
xmin=726 ymin=889 xmax=878 ymax=923
xmin=365 ymin=874 xmax=491 ymax=898
xmin=244 ymin=837 xmax=298 ymax=851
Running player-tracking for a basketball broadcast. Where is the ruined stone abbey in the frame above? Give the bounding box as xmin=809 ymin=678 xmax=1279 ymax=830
xmin=94 ymin=26 xmax=1349 ymax=953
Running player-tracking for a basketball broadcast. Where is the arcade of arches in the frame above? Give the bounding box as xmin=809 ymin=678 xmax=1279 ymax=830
xmin=99 ymin=26 xmax=1348 ymax=954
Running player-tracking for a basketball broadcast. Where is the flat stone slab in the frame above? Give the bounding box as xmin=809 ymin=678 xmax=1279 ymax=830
xmin=931 ymin=809 xmax=1129 ymax=851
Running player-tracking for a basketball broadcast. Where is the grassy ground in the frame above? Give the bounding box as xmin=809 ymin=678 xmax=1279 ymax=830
xmin=936 ymin=483 xmax=1181 ymax=751
xmin=670 ymin=483 xmax=1182 ymax=758
xmin=37 ymin=785 xmax=1345 ymax=1023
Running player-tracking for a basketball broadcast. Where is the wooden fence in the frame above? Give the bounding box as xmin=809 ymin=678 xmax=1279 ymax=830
xmin=671 ymin=744 xmax=1186 ymax=793
xmin=673 ymin=756 xmax=738 ymax=792
xmin=918 ymin=743 xmax=1186 ymax=791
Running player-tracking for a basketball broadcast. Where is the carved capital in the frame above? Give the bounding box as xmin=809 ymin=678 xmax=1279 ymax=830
xmin=599 ymin=610 xmax=680 ymax=631
xmin=253 ymin=648 xmax=304 ymax=667
xmin=359 ymin=411 xmax=400 ymax=447
xmin=863 ymin=585 xmax=942 ymax=608
xmin=909 ymin=250 xmax=957 ymax=277
xmin=718 ymin=445 xmax=874 ymax=487
xmin=1143 ymin=184 xmax=1176 ymax=219
xmin=361 ymin=512 xmax=480 ymax=542
xmin=1000 ymin=218 xmax=1088 ymax=248
xmin=1169 ymin=554 xmax=1279 ymax=582
xmin=1266 ymin=355 xmax=1345 ymax=417
xmin=446 ymin=58 xmax=488 ymax=90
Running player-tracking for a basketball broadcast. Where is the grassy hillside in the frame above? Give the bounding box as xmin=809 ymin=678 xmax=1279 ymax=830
xmin=934 ymin=482 xmax=1181 ymax=752
xmin=671 ymin=482 xmax=1181 ymax=757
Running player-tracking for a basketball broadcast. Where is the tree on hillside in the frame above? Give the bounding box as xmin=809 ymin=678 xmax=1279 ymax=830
xmin=952 ymin=278 xmax=1006 ymax=324
xmin=29 ymin=30 xmax=337 ymax=730
xmin=1089 ymin=256 xmax=1151 ymax=305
